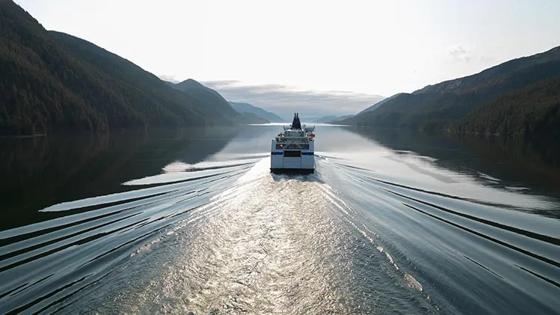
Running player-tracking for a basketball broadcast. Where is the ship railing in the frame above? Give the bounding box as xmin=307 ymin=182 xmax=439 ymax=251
xmin=303 ymin=125 xmax=315 ymax=132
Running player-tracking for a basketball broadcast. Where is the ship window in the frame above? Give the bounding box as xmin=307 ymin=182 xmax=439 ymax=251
xmin=284 ymin=151 xmax=301 ymax=157
xmin=286 ymin=144 xmax=309 ymax=149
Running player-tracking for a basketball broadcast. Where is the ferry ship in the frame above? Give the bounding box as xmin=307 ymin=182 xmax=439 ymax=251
xmin=271 ymin=113 xmax=315 ymax=173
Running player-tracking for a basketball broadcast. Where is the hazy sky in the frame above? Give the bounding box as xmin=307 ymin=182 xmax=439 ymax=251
xmin=14 ymin=0 xmax=560 ymax=113
xmin=203 ymin=80 xmax=384 ymax=119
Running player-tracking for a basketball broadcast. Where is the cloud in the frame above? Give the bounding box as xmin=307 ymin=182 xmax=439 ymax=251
xmin=449 ymin=45 xmax=472 ymax=62
xmin=203 ymin=80 xmax=384 ymax=120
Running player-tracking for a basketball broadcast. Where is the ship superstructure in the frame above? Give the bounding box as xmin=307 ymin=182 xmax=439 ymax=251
xmin=270 ymin=113 xmax=315 ymax=173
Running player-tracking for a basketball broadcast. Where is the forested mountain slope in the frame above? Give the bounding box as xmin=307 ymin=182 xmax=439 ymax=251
xmin=0 ymin=0 xmax=236 ymax=135
xmin=346 ymin=46 xmax=560 ymax=137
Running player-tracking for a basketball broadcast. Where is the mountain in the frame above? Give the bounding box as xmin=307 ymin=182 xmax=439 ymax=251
xmin=173 ymin=79 xmax=239 ymax=117
xmin=0 ymin=1 xmax=236 ymax=135
xmin=357 ymin=94 xmax=400 ymax=114
xmin=235 ymin=112 xmax=269 ymax=124
xmin=229 ymin=102 xmax=284 ymax=122
xmin=323 ymin=97 xmax=389 ymax=124
xmin=457 ymin=76 xmax=560 ymax=137
xmin=346 ymin=46 xmax=560 ymax=137
xmin=173 ymin=79 xmax=272 ymax=124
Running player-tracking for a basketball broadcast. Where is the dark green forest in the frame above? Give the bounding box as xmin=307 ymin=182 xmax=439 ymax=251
xmin=0 ymin=0 xmax=239 ymax=135
xmin=457 ymin=76 xmax=560 ymax=137
xmin=345 ymin=46 xmax=560 ymax=138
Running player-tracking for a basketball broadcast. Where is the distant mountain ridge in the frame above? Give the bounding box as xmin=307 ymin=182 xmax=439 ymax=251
xmin=345 ymin=46 xmax=560 ymax=137
xmin=229 ymin=102 xmax=284 ymax=122
xmin=0 ymin=0 xmax=241 ymax=135
xmin=172 ymin=79 xmax=240 ymax=118
xmin=357 ymin=95 xmax=400 ymax=114
xmin=172 ymin=80 xmax=271 ymax=124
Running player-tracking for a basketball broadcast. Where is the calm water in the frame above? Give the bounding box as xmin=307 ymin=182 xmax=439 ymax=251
xmin=0 ymin=125 xmax=559 ymax=314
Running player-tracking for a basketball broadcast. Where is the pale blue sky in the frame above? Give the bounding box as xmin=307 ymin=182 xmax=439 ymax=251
xmin=14 ymin=0 xmax=560 ymax=112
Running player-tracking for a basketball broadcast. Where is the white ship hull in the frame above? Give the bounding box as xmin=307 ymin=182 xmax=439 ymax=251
xmin=270 ymin=147 xmax=315 ymax=174
xmin=270 ymin=113 xmax=315 ymax=174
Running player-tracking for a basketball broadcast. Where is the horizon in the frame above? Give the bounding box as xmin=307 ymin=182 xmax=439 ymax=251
xmin=12 ymin=0 xmax=560 ymax=116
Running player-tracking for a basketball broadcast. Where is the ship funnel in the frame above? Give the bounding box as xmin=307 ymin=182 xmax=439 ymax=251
xmin=291 ymin=113 xmax=302 ymax=130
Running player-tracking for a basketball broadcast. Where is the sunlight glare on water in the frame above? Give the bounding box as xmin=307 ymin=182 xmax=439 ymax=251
xmin=60 ymin=158 xmax=435 ymax=314
xmin=0 ymin=125 xmax=559 ymax=314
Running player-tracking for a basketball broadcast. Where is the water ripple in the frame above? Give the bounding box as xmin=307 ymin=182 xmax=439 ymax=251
xmin=1 ymin=155 xmax=559 ymax=314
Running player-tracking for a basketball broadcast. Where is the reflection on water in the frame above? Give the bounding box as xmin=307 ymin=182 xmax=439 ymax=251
xmin=0 ymin=128 xmax=238 ymax=230
xmin=0 ymin=125 xmax=559 ymax=314
xmin=349 ymin=127 xmax=560 ymax=198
